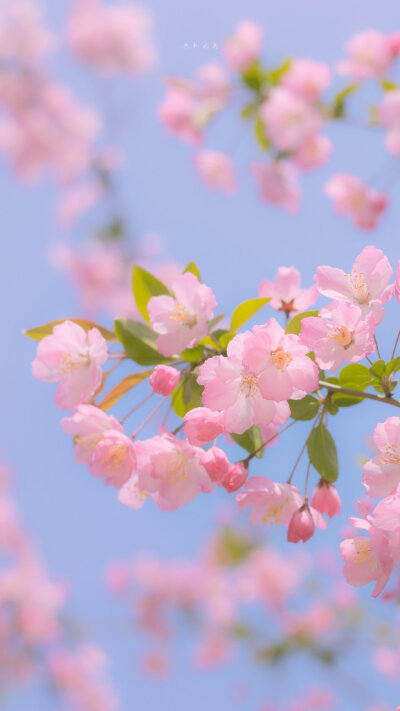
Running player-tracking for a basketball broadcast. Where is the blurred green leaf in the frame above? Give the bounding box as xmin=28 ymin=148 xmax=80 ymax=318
xmin=332 ymin=84 xmax=358 ymax=118
xmin=183 ymin=261 xmax=202 ymax=281
xmin=132 ymin=266 xmax=170 ymax=323
xmin=285 ymin=310 xmax=319 ymax=335
xmin=231 ymin=426 xmax=264 ymax=458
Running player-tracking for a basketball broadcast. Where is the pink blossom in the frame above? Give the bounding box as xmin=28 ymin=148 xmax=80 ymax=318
xmin=32 ymin=320 xmax=108 ymax=409
xmin=287 ymin=503 xmax=324 ymax=543
xmin=123 ymin=432 xmax=213 ymax=511
xmin=293 ymin=134 xmax=332 ymax=171
xmin=237 ymin=476 xmax=303 ymax=527
xmin=194 ymin=150 xmax=237 ymax=195
xmin=201 ymin=447 xmax=230 ymax=484
xmin=243 ymin=318 xmax=319 ymax=402
xmin=259 ymin=266 xmax=318 ymax=318
xmin=183 ymin=408 xmax=225 ymax=447
xmin=315 ymin=245 xmax=394 ymax=325
xmin=396 ymin=260 xmax=400 ymax=303
xmin=340 ymin=524 xmax=395 ymax=598
xmin=222 ymin=462 xmax=248 ymax=493
xmin=48 ymin=646 xmax=117 ymax=711
xmin=311 ymin=480 xmax=341 ymax=518
xmin=196 ymin=63 xmax=231 ymax=104
xmin=378 ymin=89 xmax=400 ymax=156
xmin=197 ymin=331 xmax=290 ymax=435
xmin=158 ymin=85 xmax=224 ymax=145
xmin=324 ymin=174 xmax=387 ymax=230
xmin=261 ymin=87 xmax=322 ymax=153
xmin=362 ymin=417 xmax=400 ymax=497
xmin=62 ymin=404 xmax=123 ymax=464
xmin=337 ymin=30 xmax=400 ymax=80
xmin=300 ymin=301 xmax=375 ymax=371
xmin=0 ymin=1 xmax=54 ymax=67
xmin=67 ymin=0 xmax=156 ymax=75
xmin=222 ymin=20 xmax=263 ymax=72
xmin=251 ymin=161 xmax=300 ymax=212
xmin=149 ymin=365 xmax=180 ymax=396
xmin=282 ymin=59 xmax=331 ymax=102
xmin=118 ymin=474 xmax=148 ymax=509
xmin=148 ymin=272 xmax=216 ymax=357
xmin=89 ymin=430 xmax=136 ymax=488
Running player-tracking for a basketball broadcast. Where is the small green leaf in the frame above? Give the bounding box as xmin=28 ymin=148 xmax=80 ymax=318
xmin=254 ymin=116 xmax=269 ymax=150
xmin=369 ymin=359 xmax=386 ymax=378
xmin=241 ymin=101 xmax=259 ymax=119
xmin=339 ymin=363 xmax=372 ymax=389
xmin=98 ymin=370 xmax=153 ymax=411
xmin=23 ymin=318 xmax=117 ymax=342
xmin=289 ymin=396 xmax=320 ymax=421
xmin=231 ymin=426 xmax=264 ymax=458
xmin=267 ymin=58 xmax=292 ymax=85
xmin=180 ymin=345 xmax=204 ymax=362
xmin=386 ymin=357 xmax=400 ymax=376
xmin=381 ymin=79 xmax=397 ymax=91
xmin=114 ymin=318 xmax=170 ymax=366
xmin=242 ymin=60 xmax=265 ymax=92
xmin=171 ymin=375 xmax=202 ymax=417
xmin=183 ymin=261 xmax=202 ymax=281
xmin=230 ymin=297 xmax=270 ymax=332
xmin=332 ymin=393 xmax=364 ymax=407
xmin=307 ymin=423 xmax=339 ymax=483
xmin=332 ymin=84 xmax=358 ymax=118
xmin=219 ymin=332 xmax=235 ymax=350
xmin=285 ymin=310 xmax=319 ymax=335
xmin=132 ymin=266 xmax=170 ymax=323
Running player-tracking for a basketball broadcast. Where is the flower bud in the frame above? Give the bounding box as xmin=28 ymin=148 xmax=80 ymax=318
xmin=287 ymin=502 xmax=315 ymax=543
xmin=202 ymin=446 xmax=230 ymax=484
xmin=149 ymin=365 xmax=180 ymax=396
xmin=222 ymin=462 xmax=248 ymax=493
xmin=183 ymin=407 xmax=225 ymax=447
xmin=311 ymin=479 xmax=341 ymax=518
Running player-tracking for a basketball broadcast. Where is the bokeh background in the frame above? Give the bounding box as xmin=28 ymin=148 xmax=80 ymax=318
xmin=2 ymin=0 xmax=400 ymax=708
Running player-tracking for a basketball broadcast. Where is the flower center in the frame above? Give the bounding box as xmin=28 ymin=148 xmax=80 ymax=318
xmin=278 ymin=298 xmax=296 ymax=316
xmin=380 ymin=443 xmax=400 ymax=466
xmin=350 ymin=538 xmax=371 ymax=565
xmin=270 ymin=348 xmax=293 ymax=372
xmin=332 ymin=325 xmax=354 ymax=348
xmin=345 ymin=270 xmax=369 ymax=304
xmin=165 ymin=451 xmax=187 ymax=487
xmin=104 ymin=443 xmax=129 ymax=469
xmin=169 ymin=302 xmax=197 ymax=327
xmin=261 ymin=501 xmax=286 ymax=528
xmin=240 ymin=373 xmax=259 ymax=398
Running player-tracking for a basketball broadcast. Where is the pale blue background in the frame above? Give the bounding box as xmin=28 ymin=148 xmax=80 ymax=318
xmin=1 ymin=0 xmax=400 ymax=708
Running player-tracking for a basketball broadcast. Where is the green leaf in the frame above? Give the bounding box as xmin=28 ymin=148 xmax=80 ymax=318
xmin=268 ymin=58 xmax=292 ymax=85
xmin=180 ymin=345 xmax=204 ymax=362
xmin=132 ymin=266 xmax=170 ymax=323
xmin=230 ymin=297 xmax=270 ymax=332
xmin=219 ymin=332 xmax=235 ymax=350
xmin=381 ymin=79 xmax=397 ymax=91
xmin=386 ymin=357 xmax=400 ymax=376
xmin=285 ymin=310 xmax=319 ymax=335
xmin=254 ymin=116 xmax=269 ymax=150
xmin=97 ymin=217 xmax=124 ymax=241
xmin=23 ymin=318 xmax=117 ymax=342
xmin=332 ymin=393 xmax=364 ymax=407
xmin=369 ymin=359 xmax=386 ymax=378
xmin=114 ymin=318 xmax=170 ymax=366
xmin=289 ymin=395 xmax=320 ymax=421
xmin=332 ymin=84 xmax=358 ymax=118
xmin=231 ymin=426 xmax=264 ymax=458
xmin=242 ymin=60 xmax=265 ymax=92
xmin=98 ymin=370 xmax=153 ymax=411
xmin=307 ymin=423 xmax=339 ymax=483
xmin=171 ymin=375 xmax=202 ymax=417
xmin=183 ymin=261 xmax=202 ymax=281
xmin=339 ymin=363 xmax=372 ymax=389
xmin=240 ymin=101 xmax=259 ymax=119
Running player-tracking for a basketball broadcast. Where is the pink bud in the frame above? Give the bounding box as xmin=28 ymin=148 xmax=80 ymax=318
xmin=388 ymin=33 xmax=400 ymax=57
xmin=287 ymin=503 xmax=315 ymax=543
xmin=311 ymin=479 xmax=341 ymax=518
xmin=183 ymin=407 xmax=225 ymax=446
xmin=222 ymin=462 xmax=248 ymax=493
xmin=149 ymin=365 xmax=180 ymax=395
xmin=395 ymin=260 xmax=400 ymax=304
xmin=202 ymin=446 xmax=230 ymax=484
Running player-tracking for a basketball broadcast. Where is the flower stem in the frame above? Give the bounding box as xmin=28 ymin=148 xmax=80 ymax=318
xmin=319 ymin=379 xmax=400 ymax=408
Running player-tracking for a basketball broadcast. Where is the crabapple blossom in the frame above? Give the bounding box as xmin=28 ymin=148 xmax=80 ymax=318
xmin=117 ymin=474 xmax=148 ymax=510
xmin=124 ymin=432 xmax=214 ymax=511
xmin=148 ymin=272 xmax=217 ymax=357
xmin=237 ymin=476 xmax=304 ymax=528
xmin=222 ymin=20 xmax=263 ymax=72
xmin=362 ymin=417 xmax=400 ymax=497
xmin=149 ymin=365 xmax=180 ymax=396
xmin=62 ymin=404 xmax=123 ymax=464
xmin=315 ymin=245 xmax=394 ymax=325
xmin=183 ymin=408 xmax=225 ymax=447
xmin=48 ymin=646 xmax=117 ymax=711
xmin=194 ymin=150 xmax=237 ymax=195
xmin=258 ymin=266 xmax=318 ymax=318
xmin=260 ymin=87 xmax=322 ymax=153
xmin=89 ymin=430 xmax=136 ymax=488
xmin=378 ymin=89 xmax=400 ymax=156
xmin=197 ymin=331 xmax=291 ymax=434
xmin=324 ymin=174 xmax=388 ymax=230
xmin=311 ymin=480 xmax=341 ymax=518
xmin=251 ymin=161 xmax=300 ymax=211
xmin=32 ymin=320 xmax=108 ymax=409
xmin=293 ymin=134 xmax=332 ymax=171
xmin=196 ymin=63 xmax=231 ymax=104
xmin=158 ymin=84 xmax=224 ymax=145
xmin=300 ymin=301 xmax=375 ymax=371
xmin=0 ymin=1 xmax=54 ymax=66
xmin=281 ymin=59 xmax=331 ymax=103
xmin=287 ymin=504 xmax=316 ymax=543
xmin=201 ymin=447 xmax=230 ymax=484
xmin=337 ymin=30 xmax=400 ymax=80
xmin=242 ymin=318 xmax=319 ymax=402
xmin=221 ymin=462 xmax=248 ymax=493
xmin=67 ymin=0 xmax=156 ymax=75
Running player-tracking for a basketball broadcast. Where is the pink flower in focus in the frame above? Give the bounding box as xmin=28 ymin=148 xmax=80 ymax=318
xmin=118 ymin=473 xmax=148 ymax=510
xmin=311 ymin=480 xmax=341 ymax=518
xmin=194 ymin=150 xmax=237 ymax=195
xmin=340 ymin=524 xmax=395 ymax=598
xmin=183 ymin=408 xmax=225 ymax=447
xmin=261 ymin=87 xmax=322 ymax=152
xmin=378 ymin=89 xmax=400 ymax=156
xmin=300 ymin=301 xmax=375 ymax=371
xmin=62 ymin=404 xmax=123 ymax=464
xmin=337 ymin=30 xmax=400 ymax=80
xmin=287 ymin=503 xmax=317 ymax=543
xmin=259 ymin=265 xmax=318 ymax=318
xmin=89 ymin=430 xmax=136 ymax=488
xmin=148 ymin=272 xmax=216 ymax=357
xmin=32 ymin=320 xmax=108 ymax=409
xmin=243 ymin=318 xmax=319 ymax=402
xmin=201 ymin=446 xmax=230 ymax=484
xmin=222 ymin=462 xmax=248 ymax=493
xmin=362 ymin=417 xmax=400 ymax=497
xmin=149 ymin=365 xmax=180 ymax=396
xmin=237 ymin=475 xmax=303 ymax=527
xmin=315 ymin=245 xmax=394 ymax=325
xmin=222 ymin=20 xmax=263 ymax=72
xmin=251 ymin=161 xmax=300 ymax=212
xmin=324 ymin=174 xmax=387 ymax=230
xmin=293 ymin=134 xmax=332 ymax=171
xmin=67 ymin=0 xmax=156 ymax=75
xmin=282 ymin=59 xmax=331 ymax=102
xmin=197 ymin=331 xmax=290 ymax=434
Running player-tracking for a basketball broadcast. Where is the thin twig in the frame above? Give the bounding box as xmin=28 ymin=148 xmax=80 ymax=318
xmin=319 ymin=380 xmax=400 ymax=408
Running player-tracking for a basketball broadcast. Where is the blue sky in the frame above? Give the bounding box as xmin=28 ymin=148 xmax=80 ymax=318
xmin=1 ymin=0 xmax=400 ymax=708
